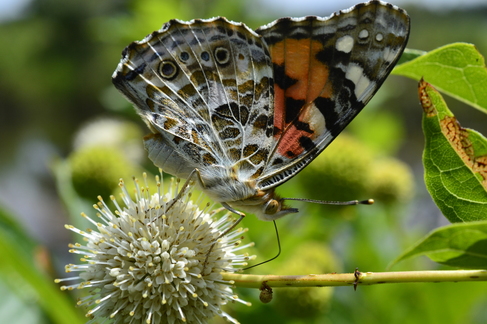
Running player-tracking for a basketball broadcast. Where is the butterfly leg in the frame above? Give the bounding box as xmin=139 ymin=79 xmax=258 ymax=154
xmin=203 ymin=205 xmax=247 ymax=275
xmin=173 ymin=169 xmax=248 ymax=273
xmin=164 ymin=168 xmax=205 ymax=214
xmin=161 ymin=168 xmax=246 ymax=273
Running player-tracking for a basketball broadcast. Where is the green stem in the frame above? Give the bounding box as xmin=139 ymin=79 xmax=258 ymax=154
xmin=222 ymin=270 xmax=487 ymax=288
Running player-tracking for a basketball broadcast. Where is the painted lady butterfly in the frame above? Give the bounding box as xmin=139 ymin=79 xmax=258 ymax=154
xmin=112 ymin=1 xmax=410 ymax=223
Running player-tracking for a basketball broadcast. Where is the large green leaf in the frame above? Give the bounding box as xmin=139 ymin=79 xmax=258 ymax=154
xmin=0 ymin=206 xmax=84 ymax=324
xmin=393 ymin=43 xmax=487 ymax=113
xmin=419 ymin=79 xmax=487 ymax=222
xmin=396 ymin=48 xmax=426 ymax=65
xmin=391 ymin=221 xmax=487 ymax=268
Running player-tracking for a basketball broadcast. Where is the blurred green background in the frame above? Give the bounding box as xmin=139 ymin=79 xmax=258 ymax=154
xmin=1 ymin=0 xmax=487 ymax=323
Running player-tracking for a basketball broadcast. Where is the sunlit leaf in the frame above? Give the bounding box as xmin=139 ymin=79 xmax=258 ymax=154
xmin=396 ymin=48 xmax=426 ymax=65
xmin=393 ymin=43 xmax=487 ymax=112
xmin=419 ymin=79 xmax=487 ymax=222
xmin=391 ymin=221 xmax=487 ymax=268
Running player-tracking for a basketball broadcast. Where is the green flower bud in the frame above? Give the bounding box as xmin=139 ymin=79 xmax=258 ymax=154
xmin=274 ymin=242 xmax=341 ymax=318
xmin=369 ymin=158 xmax=414 ymax=205
xmin=69 ymin=145 xmax=139 ymax=200
xmin=73 ymin=118 xmax=144 ymax=164
xmin=299 ymin=134 xmax=374 ymax=201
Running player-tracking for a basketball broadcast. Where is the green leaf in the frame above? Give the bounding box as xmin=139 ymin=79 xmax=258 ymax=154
xmin=419 ymin=80 xmax=487 ymax=222
xmin=0 ymin=206 xmax=84 ymax=324
xmin=51 ymin=157 xmax=92 ymax=230
xmin=396 ymin=48 xmax=426 ymax=65
xmin=393 ymin=43 xmax=487 ymax=113
xmin=391 ymin=221 xmax=487 ymax=268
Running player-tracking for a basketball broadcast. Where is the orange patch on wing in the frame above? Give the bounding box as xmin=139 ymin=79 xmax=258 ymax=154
xmin=270 ymin=38 xmax=331 ymax=158
xmin=269 ymin=39 xmax=331 ymax=102
xmin=278 ymin=125 xmax=312 ymax=158
xmin=273 ymin=85 xmax=285 ymax=133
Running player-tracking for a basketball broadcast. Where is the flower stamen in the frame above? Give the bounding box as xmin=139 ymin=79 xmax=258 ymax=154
xmin=57 ymin=171 xmax=253 ymax=323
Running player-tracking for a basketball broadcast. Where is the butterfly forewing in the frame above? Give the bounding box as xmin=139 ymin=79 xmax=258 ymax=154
xmin=255 ymin=1 xmax=410 ymax=190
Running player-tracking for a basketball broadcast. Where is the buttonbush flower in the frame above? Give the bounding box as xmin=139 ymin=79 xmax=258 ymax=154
xmin=56 ymin=172 xmax=253 ymax=324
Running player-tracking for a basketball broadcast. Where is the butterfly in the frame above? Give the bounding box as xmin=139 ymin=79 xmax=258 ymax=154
xmin=112 ymin=0 xmax=410 ymax=223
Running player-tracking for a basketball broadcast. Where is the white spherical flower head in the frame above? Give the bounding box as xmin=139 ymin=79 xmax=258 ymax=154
xmin=56 ymin=172 xmax=254 ymax=324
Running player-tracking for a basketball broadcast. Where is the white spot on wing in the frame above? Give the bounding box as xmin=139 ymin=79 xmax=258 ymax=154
xmin=307 ymin=102 xmax=327 ymax=136
xmin=375 ymin=33 xmax=384 ymax=42
xmin=336 ymin=35 xmax=354 ymax=53
xmin=383 ymin=47 xmax=398 ymax=63
xmin=345 ymin=64 xmax=374 ymax=101
xmin=358 ymin=29 xmax=369 ymax=39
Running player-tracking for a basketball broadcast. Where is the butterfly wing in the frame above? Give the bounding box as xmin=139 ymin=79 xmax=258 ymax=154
xmin=255 ymin=1 xmax=410 ymax=190
xmin=112 ymin=18 xmax=275 ymax=181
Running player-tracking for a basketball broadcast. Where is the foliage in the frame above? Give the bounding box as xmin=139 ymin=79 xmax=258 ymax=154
xmin=392 ymin=221 xmax=487 ymax=268
xmin=392 ymin=44 xmax=487 ymax=269
xmin=393 ymin=43 xmax=487 ymax=112
xmin=0 ymin=207 xmax=84 ymax=324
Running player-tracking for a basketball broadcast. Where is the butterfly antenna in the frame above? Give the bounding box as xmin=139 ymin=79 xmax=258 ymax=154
xmin=281 ymin=198 xmax=374 ymax=206
xmin=243 ymin=220 xmax=281 ymax=270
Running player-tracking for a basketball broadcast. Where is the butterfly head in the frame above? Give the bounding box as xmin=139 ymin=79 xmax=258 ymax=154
xmin=228 ymin=190 xmax=299 ymax=221
xmin=260 ymin=197 xmax=299 ymax=221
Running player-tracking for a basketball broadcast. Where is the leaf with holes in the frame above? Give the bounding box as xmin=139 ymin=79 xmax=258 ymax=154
xmin=419 ymin=79 xmax=487 ymax=222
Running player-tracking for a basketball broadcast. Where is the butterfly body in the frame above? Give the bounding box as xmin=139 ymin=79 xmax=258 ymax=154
xmin=112 ymin=0 xmax=410 ymax=221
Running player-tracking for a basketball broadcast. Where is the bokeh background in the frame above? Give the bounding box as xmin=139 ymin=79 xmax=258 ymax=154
xmin=1 ymin=0 xmax=487 ymax=323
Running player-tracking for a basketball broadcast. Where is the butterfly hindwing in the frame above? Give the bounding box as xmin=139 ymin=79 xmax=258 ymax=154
xmin=113 ymin=20 xmax=223 ymax=178
xmin=255 ymin=1 xmax=410 ymax=190
xmin=113 ymin=18 xmax=275 ymax=180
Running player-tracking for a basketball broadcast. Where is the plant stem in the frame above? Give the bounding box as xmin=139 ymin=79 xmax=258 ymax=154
xmin=222 ymin=270 xmax=487 ymax=288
